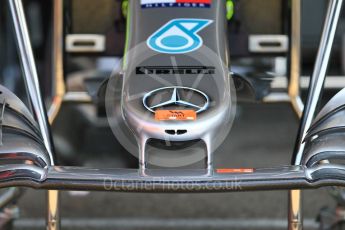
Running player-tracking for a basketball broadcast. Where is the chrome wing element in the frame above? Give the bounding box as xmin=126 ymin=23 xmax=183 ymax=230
xmin=303 ymin=87 xmax=345 ymax=167
xmin=0 ymin=82 xmax=345 ymax=191
xmin=0 ymin=81 xmax=49 ymax=169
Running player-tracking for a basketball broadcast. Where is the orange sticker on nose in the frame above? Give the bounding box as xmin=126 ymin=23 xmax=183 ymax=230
xmin=155 ymin=110 xmax=197 ymax=121
xmin=216 ymin=168 xmax=254 ymax=174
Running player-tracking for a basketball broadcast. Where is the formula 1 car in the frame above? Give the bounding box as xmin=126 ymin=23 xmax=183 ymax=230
xmin=1 ymin=0 xmax=345 ymax=229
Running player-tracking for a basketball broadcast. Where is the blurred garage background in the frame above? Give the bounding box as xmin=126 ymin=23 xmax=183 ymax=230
xmin=0 ymin=0 xmax=344 ymax=229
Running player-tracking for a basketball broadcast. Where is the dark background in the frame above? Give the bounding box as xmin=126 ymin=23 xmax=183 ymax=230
xmin=0 ymin=0 xmax=344 ymax=229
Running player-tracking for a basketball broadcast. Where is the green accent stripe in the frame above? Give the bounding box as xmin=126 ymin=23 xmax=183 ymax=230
xmin=123 ymin=0 xmax=130 ymax=69
xmin=226 ymin=0 xmax=234 ymax=20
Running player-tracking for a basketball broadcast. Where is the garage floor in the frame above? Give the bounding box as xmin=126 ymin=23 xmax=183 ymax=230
xmin=14 ymin=103 xmax=336 ymax=229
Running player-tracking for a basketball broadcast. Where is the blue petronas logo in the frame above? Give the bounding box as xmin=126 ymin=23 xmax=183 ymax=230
xmin=147 ymin=18 xmax=213 ymax=54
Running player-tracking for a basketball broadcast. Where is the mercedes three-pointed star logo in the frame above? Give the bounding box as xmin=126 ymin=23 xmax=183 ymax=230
xmin=143 ymin=86 xmax=209 ymax=114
